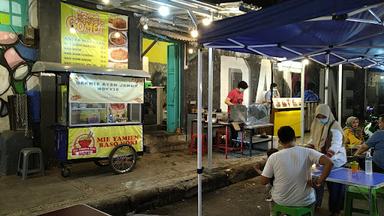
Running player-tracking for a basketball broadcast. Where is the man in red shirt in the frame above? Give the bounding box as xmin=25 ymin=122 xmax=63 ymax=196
xmin=225 ymin=81 xmax=248 ymax=113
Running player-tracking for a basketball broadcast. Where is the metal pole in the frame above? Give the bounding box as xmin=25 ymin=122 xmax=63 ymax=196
xmin=364 ymin=69 xmax=367 ymax=115
xmin=338 ymin=64 xmax=343 ymax=122
xmin=208 ymin=48 xmax=213 ymax=169
xmin=324 ymin=67 xmax=329 ymax=105
xmin=301 ymin=62 xmax=306 ymax=145
xmin=197 ymin=49 xmax=203 ymax=216
xmin=325 ymin=54 xmax=330 ymax=105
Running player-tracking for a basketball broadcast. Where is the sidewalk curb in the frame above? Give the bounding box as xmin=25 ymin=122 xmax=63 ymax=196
xmin=90 ymin=160 xmax=263 ymax=215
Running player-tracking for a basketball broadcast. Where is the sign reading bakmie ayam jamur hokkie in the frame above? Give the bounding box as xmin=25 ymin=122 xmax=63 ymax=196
xmin=61 ymin=3 xmax=128 ymax=69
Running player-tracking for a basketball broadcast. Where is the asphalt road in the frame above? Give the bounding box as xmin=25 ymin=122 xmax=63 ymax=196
xmin=138 ymin=177 xmax=384 ymax=216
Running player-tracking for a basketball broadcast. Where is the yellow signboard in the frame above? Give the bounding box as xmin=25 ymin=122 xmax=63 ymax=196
xmin=61 ymin=3 xmax=128 ymax=68
xmin=68 ymin=125 xmax=142 ymax=159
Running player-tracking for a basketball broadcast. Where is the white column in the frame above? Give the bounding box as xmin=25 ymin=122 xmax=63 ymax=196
xmin=197 ymin=49 xmax=203 ymax=216
xmin=338 ymin=64 xmax=343 ymax=122
xmin=208 ymin=48 xmax=213 ymax=169
xmin=301 ymin=62 xmax=306 ymax=145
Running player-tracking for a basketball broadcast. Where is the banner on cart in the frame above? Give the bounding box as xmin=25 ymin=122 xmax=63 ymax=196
xmin=61 ymin=3 xmax=128 ymax=69
xmin=69 ymin=73 xmax=144 ymax=103
xmin=67 ymin=125 xmax=143 ymax=159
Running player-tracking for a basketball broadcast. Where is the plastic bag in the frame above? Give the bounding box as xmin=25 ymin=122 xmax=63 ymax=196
xmin=245 ymin=103 xmax=270 ymax=125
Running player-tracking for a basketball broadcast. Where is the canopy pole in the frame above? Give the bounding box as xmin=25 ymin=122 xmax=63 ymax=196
xmin=207 ymin=48 xmax=213 ymax=169
xmin=301 ymin=62 xmax=306 ymax=145
xmin=338 ymin=64 xmax=343 ymax=122
xmin=197 ymin=49 xmax=203 ymax=216
xmin=325 ymin=54 xmax=330 ymax=105
xmin=364 ymin=69 xmax=368 ymax=112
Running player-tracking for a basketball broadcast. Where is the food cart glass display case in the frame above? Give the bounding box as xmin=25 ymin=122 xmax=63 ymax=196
xmin=32 ymin=62 xmax=150 ymax=177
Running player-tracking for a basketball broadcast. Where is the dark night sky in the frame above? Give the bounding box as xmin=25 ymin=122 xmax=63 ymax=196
xmin=203 ymin=0 xmax=285 ymax=8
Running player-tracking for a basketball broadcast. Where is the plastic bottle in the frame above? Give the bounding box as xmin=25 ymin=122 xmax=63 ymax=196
xmin=108 ymin=114 xmax=114 ymax=123
xmin=365 ymin=148 xmax=373 ymax=175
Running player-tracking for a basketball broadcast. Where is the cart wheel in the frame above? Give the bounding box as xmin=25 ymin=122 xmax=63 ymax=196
xmin=94 ymin=159 xmax=109 ymax=167
xmin=61 ymin=167 xmax=71 ymax=177
xmin=109 ymin=144 xmax=137 ymax=174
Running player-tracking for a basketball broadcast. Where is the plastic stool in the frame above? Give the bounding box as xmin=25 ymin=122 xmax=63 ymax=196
xmin=17 ymin=147 xmax=44 ymax=180
xmin=190 ymin=134 xmax=207 ymax=154
xmin=344 ymin=186 xmax=381 ymax=216
xmin=214 ymin=128 xmax=226 ymax=148
xmin=272 ymin=203 xmax=313 ymax=216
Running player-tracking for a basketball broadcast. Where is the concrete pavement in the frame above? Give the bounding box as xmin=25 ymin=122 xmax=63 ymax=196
xmin=0 ymin=150 xmax=265 ymax=216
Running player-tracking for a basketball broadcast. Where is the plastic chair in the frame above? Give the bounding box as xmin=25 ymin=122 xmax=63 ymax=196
xmin=17 ymin=147 xmax=44 ymax=180
xmin=214 ymin=128 xmax=226 ymax=148
xmin=344 ymin=186 xmax=382 ymax=216
xmin=272 ymin=203 xmax=313 ymax=216
xmin=189 ymin=134 xmax=207 ymax=154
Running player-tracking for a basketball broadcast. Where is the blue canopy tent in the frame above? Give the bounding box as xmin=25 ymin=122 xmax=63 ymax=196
xmin=200 ymin=0 xmax=384 ymax=70
xmin=194 ymin=0 xmax=384 ymax=215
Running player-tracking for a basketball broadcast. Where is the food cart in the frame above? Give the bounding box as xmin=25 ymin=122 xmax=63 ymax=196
xmin=272 ymin=98 xmax=302 ymax=136
xmin=31 ymin=62 xmax=150 ymax=177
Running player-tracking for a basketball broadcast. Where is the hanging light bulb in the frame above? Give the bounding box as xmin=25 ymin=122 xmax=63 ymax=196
xmin=188 ymin=48 xmax=194 ymax=54
xmin=202 ymin=18 xmax=212 ymax=26
xmin=69 ymin=25 xmax=76 ymax=34
xmin=158 ymin=5 xmax=170 ymax=17
xmin=143 ymin=23 xmax=148 ymax=30
xmin=190 ymin=29 xmax=199 ymax=38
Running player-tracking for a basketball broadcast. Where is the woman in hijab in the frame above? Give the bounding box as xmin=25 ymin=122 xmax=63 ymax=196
xmin=343 ymin=116 xmax=364 ymax=147
xmin=307 ymin=104 xmax=347 ymax=216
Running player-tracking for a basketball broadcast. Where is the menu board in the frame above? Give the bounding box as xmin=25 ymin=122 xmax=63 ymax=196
xmin=61 ymin=3 xmax=128 ymax=69
xmin=273 ymin=98 xmax=302 ymax=109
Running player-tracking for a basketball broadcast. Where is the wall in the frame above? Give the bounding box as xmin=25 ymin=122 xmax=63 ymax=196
xmin=143 ymin=38 xmax=169 ymax=64
xmin=0 ymin=0 xmax=38 ymax=133
xmin=182 ymin=49 xmax=337 ymax=131
xmin=183 ymin=49 xmax=262 ymax=119
xmin=219 ymin=56 xmax=250 ymax=112
xmin=142 ymin=38 xmax=169 ymax=87
xmin=366 ymin=71 xmax=384 ymax=116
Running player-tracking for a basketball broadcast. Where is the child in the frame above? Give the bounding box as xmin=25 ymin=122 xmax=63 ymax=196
xmin=255 ymin=148 xmax=278 ymax=201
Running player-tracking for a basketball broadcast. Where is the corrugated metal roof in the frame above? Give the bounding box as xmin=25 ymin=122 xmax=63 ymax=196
xmin=31 ymin=61 xmax=150 ymax=78
xmin=146 ymin=29 xmax=196 ymax=42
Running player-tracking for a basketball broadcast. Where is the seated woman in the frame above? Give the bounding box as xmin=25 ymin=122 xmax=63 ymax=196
xmin=343 ymin=116 xmax=364 ymax=154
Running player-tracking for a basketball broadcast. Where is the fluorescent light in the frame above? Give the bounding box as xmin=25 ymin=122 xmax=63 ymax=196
xmin=202 ymin=18 xmax=212 ymax=26
xmin=158 ymin=6 xmax=170 ymax=17
xmin=69 ymin=25 xmax=76 ymax=34
xmin=102 ymin=0 xmax=110 ymax=4
xmin=188 ymin=48 xmax=194 ymax=54
xmin=143 ymin=23 xmax=148 ymax=30
xmin=190 ymin=29 xmax=198 ymax=38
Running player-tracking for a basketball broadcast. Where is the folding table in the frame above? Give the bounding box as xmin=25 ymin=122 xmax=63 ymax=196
xmin=313 ymin=167 xmax=384 ymax=215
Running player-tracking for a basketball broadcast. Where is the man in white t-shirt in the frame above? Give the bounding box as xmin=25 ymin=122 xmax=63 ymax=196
xmin=261 ymin=126 xmax=333 ymax=207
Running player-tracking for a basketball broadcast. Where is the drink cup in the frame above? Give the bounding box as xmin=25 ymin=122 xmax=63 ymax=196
xmin=351 ymin=161 xmax=359 ymax=173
